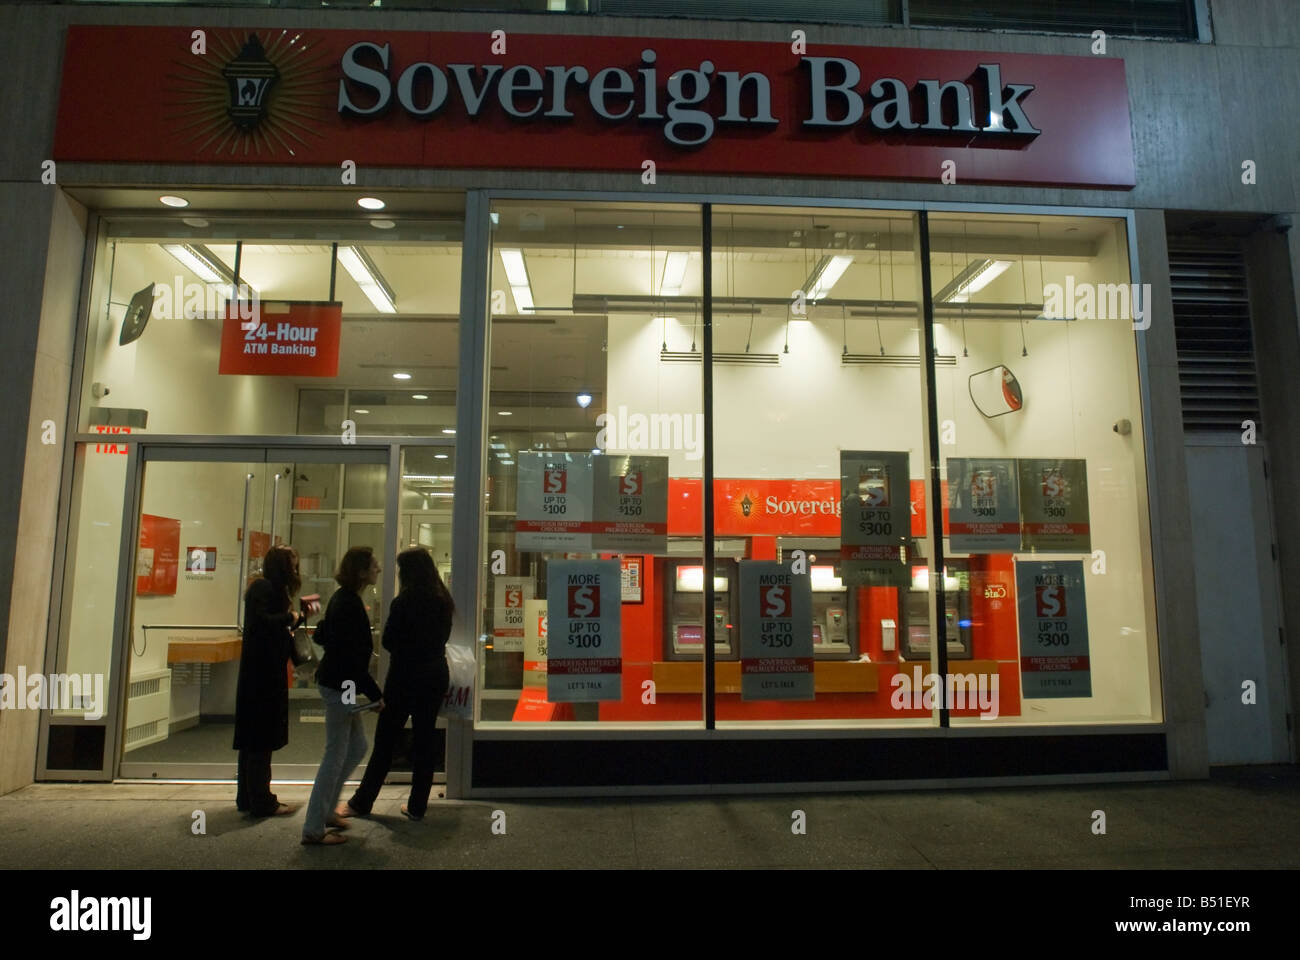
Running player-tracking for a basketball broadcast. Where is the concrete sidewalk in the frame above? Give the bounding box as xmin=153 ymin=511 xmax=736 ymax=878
xmin=2 ymin=766 xmax=1297 ymax=869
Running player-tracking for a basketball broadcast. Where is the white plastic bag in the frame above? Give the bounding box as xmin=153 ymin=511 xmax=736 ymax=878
xmin=442 ymin=641 xmax=476 ymax=719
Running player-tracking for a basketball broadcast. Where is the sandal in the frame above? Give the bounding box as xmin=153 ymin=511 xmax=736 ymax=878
xmin=272 ymin=803 xmax=298 ymax=816
xmin=334 ymin=803 xmax=363 ymax=819
xmin=327 ymin=815 xmax=351 ymax=831
xmin=301 ymin=832 xmax=347 ymax=846
xmin=400 ymin=804 xmax=423 ymax=822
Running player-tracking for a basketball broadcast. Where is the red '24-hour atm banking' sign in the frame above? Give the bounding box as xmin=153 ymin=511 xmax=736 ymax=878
xmin=53 ymin=27 xmax=1135 ymax=188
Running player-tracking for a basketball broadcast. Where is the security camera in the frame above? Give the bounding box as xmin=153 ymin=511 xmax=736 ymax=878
xmin=1113 ymin=418 xmax=1132 ymax=436
xmin=91 ymin=382 xmax=110 ymax=399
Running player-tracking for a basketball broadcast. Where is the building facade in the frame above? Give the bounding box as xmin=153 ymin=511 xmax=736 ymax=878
xmin=0 ymin=0 xmax=1297 ymax=798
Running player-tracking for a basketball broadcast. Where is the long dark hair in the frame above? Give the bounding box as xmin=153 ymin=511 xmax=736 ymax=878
xmin=261 ymin=545 xmax=300 ymax=606
xmin=396 ymin=547 xmax=454 ymax=616
xmin=336 ymin=546 xmax=375 ymax=593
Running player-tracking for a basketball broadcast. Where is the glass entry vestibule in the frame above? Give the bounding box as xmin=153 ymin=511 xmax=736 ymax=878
xmin=42 ymin=438 xmax=455 ymax=782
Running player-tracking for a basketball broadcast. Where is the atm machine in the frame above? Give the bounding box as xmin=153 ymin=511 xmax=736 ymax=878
xmin=899 ymin=560 xmax=973 ymax=660
xmin=663 ymin=559 xmax=738 ymax=659
xmin=809 ymin=564 xmax=855 ymax=659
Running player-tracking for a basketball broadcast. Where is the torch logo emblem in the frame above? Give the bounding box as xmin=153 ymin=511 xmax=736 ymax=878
xmin=164 ymin=29 xmax=330 ymax=158
xmin=222 ymin=35 xmax=280 ymax=132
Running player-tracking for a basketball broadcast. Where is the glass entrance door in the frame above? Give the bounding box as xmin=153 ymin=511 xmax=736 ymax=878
xmin=117 ymin=445 xmax=390 ymax=778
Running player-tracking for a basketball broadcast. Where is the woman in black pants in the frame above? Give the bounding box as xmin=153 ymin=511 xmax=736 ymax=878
xmin=234 ymin=545 xmax=308 ymax=817
xmin=341 ymin=546 xmax=453 ymax=821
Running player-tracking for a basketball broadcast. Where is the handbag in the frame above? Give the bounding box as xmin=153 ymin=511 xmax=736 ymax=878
xmin=291 ymin=616 xmax=321 ymax=668
xmin=442 ymin=640 xmax=476 ymax=720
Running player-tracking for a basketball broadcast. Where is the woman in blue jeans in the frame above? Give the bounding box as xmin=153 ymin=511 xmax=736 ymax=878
xmin=301 ymin=546 xmax=384 ymax=846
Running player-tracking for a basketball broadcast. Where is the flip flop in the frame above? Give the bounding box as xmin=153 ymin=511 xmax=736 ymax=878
xmin=301 ymin=833 xmax=347 ymax=846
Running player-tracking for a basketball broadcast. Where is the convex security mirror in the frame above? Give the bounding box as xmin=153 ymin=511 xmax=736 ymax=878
xmin=118 ymin=283 xmax=156 ymax=345
xmin=968 ymin=365 xmax=1023 ymax=418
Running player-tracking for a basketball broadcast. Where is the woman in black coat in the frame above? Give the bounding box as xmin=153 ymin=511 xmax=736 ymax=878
xmin=340 ymin=546 xmax=453 ymax=822
xmin=234 ymin=544 xmax=307 ymax=817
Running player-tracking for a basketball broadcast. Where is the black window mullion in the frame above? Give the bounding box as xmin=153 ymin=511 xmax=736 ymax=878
xmin=702 ymin=203 xmax=716 ymax=731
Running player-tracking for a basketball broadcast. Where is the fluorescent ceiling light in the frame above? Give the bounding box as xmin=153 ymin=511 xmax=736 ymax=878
xmin=805 ymin=254 xmax=854 ymax=301
xmin=337 ymin=245 xmax=397 ymax=314
xmin=499 ymin=248 xmax=535 ymax=313
xmin=434 ymin=454 xmax=448 ymax=460
xmin=392 ymin=372 xmax=411 ymax=380
xmin=163 ymin=243 xmax=232 ymax=285
xmin=412 ymin=394 xmax=428 ymax=400
xmin=357 ymin=197 xmax=386 ymax=210
xmin=660 ymin=251 xmax=689 ymax=297
xmin=938 ymin=259 xmax=1013 ymax=303
xmin=353 ymin=408 xmax=370 ymax=414
xmin=497 ymin=410 xmax=512 ymax=416
xmin=442 ymin=428 xmax=456 ymax=435
xmin=490 ymin=443 xmax=507 ymax=449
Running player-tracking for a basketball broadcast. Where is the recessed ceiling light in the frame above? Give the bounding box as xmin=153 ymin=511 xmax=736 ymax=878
xmin=434 ymin=454 xmax=449 ymax=460
xmin=370 ymin=219 xmax=396 ymax=229
xmin=358 ymin=197 xmax=386 ymax=210
xmin=412 ymin=394 xmax=428 ymax=400
xmin=159 ymin=195 xmax=189 ymax=208
xmin=497 ymin=410 xmax=513 ymax=416
xmin=442 ymin=428 xmax=456 ymax=435
xmin=183 ymin=217 xmax=209 ymax=228
xmin=392 ymin=372 xmax=412 ymax=380
xmin=576 ymin=392 xmax=593 ymax=408
xmin=354 ymin=408 xmax=370 ymax=414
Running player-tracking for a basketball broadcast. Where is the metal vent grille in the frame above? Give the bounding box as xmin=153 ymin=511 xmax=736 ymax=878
xmin=1169 ymin=238 xmax=1260 ymax=434
xmin=129 ymin=677 xmax=161 ymax=699
xmin=124 ymin=721 xmax=158 ymax=745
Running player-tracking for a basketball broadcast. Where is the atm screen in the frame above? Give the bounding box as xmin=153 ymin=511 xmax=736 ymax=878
xmin=676 ymin=625 xmax=703 ymax=647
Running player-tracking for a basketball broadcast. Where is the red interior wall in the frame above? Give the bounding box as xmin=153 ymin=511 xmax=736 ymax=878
xmin=596 ymin=479 xmax=1021 ymax=721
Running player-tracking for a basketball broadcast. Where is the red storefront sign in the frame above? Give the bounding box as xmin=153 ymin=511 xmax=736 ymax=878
xmin=53 ymin=26 xmax=1134 ymax=188
xmin=218 ymin=301 xmax=341 ymax=377
xmin=667 ymin=478 xmax=934 ymax=537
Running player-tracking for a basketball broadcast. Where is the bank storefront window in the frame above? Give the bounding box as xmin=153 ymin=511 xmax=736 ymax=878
xmin=81 ymin=217 xmax=463 ymax=439
xmin=710 ymin=206 xmax=931 ymax=725
xmin=474 ymin=199 xmax=1161 ymax=733
xmin=45 ymin=207 xmax=465 ymax=776
xmin=481 ymin=201 xmax=705 ymax=725
xmin=929 ymin=213 xmax=1162 ymax=725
